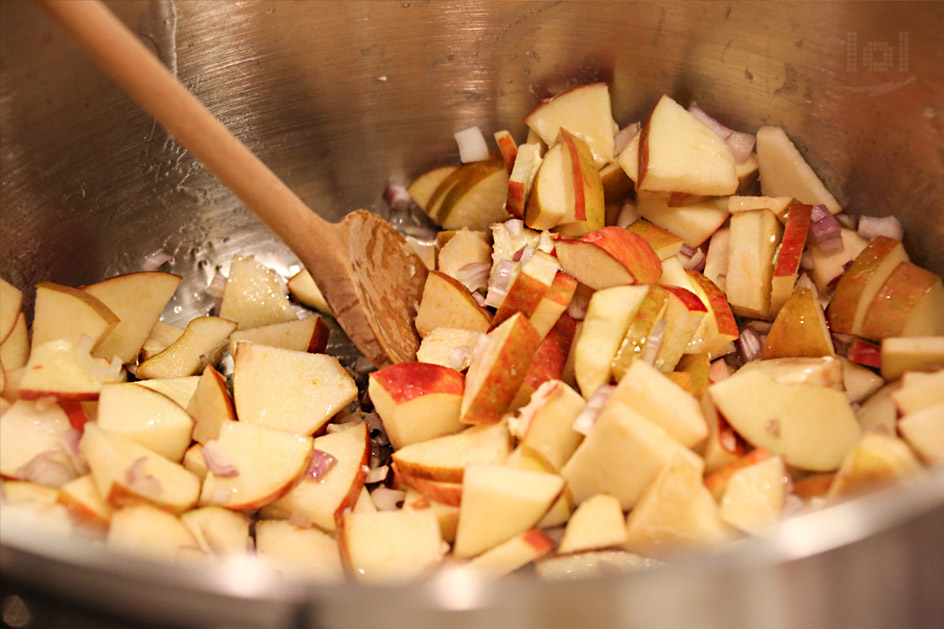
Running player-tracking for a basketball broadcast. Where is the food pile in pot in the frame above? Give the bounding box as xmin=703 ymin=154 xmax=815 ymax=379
xmin=1 ymin=84 xmax=942 ymax=585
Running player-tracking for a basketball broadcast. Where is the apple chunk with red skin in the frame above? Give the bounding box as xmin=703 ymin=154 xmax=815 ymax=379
xmin=655 ymin=285 xmax=708 ymax=372
xmin=685 ymin=270 xmax=739 ymax=357
xmin=31 ymin=281 xmax=119 ymax=354
xmin=858 ymin=261 xmax=944 ymax=341
xmin=762 ymin=287 xmax=835 ymax=359
xmin=228 ymin=316 xmax=329 ymax=356
xmin=369 ymin=362 xmax=466 ymax=449
xmin=465 ymin=528 xmax=555 ymax=580
xmin=414 ymin=271 xmax=492 ymax=338
xmin=725 ymin=208 xmax=782 ymax=320
xmin=460 ymin=313 xmax=541 ymax=424
xmin=391 ymin=422 xmax=512 ymax=484
xmin=556 ymin=227 xmax=662 ymax=290
xmin=511 ymin=313 xmax=577 ymax=409
xmin=827 ymin=236 xmax=909 ymax=336
xmin=505 ymin=142 xmax=543 ymax=219
xmin=524 ymin=82 xmax=616 ymax=167
xmin=769 ymin=204 xmax=812 ymax=315
xmin=625 ymin=219 xmax=685 ymax=260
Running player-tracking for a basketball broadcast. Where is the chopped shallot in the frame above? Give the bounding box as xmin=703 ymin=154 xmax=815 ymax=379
xmin=614 ymin=122 xmax=641 ymax=156
xmin=638 ymin=319 xmax=667 ymax=366
xmin=370 ymin=486 xmax=406 ymax=511
xmin=448 ymin=345 xmax=473 ymax=371
xmin=688 ymin=102 xmax=755 ymax=163
xmin=858 ymin=215 xmax=904 ymax=241
xmin=455 ymin=126 xmax=489 ymax=163
xmin=736 ymin=327 xmax=764 ymax=363
xmin=125 ymin=457 xmax=162 ymax=497
xmin=572 ymin=385 xmax=615 ymax=436
xmin=15 ymin=451 xmax=75 ymax=488
xmin=306 ymin=449 xmax=338 ymax=481
xmin=484 ymin=259 xmax=517 ymax=308
xmin=681 ymin=248 xmax=706 ymax=271
xmin=142 ymin=249 xmax=174 ymax=272
xmin=810 ymin=204 xmax=843 ymax=254
xmin=709 ymin=359 xmax=731 ymax=383
xmin=202 ymin=440 xmax=239 ymax=478
xmin=383 ymin=183 xmax=413 ymax=211
xmin=456 ymin=262 xmax=491 ymax=294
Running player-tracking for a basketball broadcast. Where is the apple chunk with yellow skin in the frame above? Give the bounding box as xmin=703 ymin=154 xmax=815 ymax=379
xmin=414 ymin=271 xmax=492 ymax=338
xmin=80 ymin=423 xmax=200 ymax=514
xmin=228 ymin=316 xmax=329 ymax=357
xmin=31 ymin=281 xmax=119 ymax=354
xmin=135 ymin=316 xmax=237 ymax=379
xmin=505 ymin=142 xmax=543 ymax=219
xmin=453 ymin=463 xmax=564 ymax=558
xmin=755 ymin=125 xmax=842 ymax=214
xmin=558 ymin=493 xmax=627 ymax=554
xmin=726 ymin=208 xmax=782 ymax=320
xmin=260 ymin=422 xmax=368 ymax=532
xmin=436 ymin=155 xmax=511 ymax=230
xmin=83 ymin=271 xmax=181 ymax=364
xmin=218 ymin=255 xmax=297 ymax=330
xmin=460 ymin=313 xmax=540 ymax=424
xmin=762 ymin=287 xmax=834 ymax=359
xmin=556 ymin=227 xmax=662 ymax=291
xmin=718 ymin=456 xmax=790 ymax=536
xmin=769 ymin=204 xmax=812 ymax=315
xmin=464 ymin=528 xmax=555 ymax=580
xmin=635 ymin=94 xmax=738 ymax=196
xmin=827 ymin=236 xmax=909 ymax=336
xmin=18 ymin=338 xmax=124 ymax=402
xmin=139 ymin=321 xmax=185 ymax=361
xmin=391 ymin=422 xmax=511 ymax=484
xmin=623 ymin=454 xmax=729 ymax=556
xmin=523 ymin=82 xmax=616 ymax=167
xmin=859 ymin=262 xmax=944 ymax=341
xmin=255 ymin=519 xmax=344 ymax=583
xmin=369 ymin=362 xmax=465 ymax=450
xmin=339 ymin=508 xmax=444 ymax=583
xmin=188 ymin=365 xmax=236 ymax=445
xmin=625 ymin=219 xmax=685 ymax=260
xmin=96 ymin=383 xmax=193 ymax=463
xmin=0 ymin=278 xmax=23 ymax=344
xmin=233 ymin=342 xmax=357 ymax=436
xmin=708 ymin=369 xmax=859 ymax=471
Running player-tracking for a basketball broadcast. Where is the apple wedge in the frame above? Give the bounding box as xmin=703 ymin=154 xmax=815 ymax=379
xmin=96 ymin=383 xmax=193 ymax=462
xmin=524 ymin=134 xmax=604 ymax=236
xmin=556 ymin=227 xmax=662 ymax=290
xmin=106 ymin=504 xmax=201 ymax=563
xmin=685 ymin=270 xmax=739 ymax=357
xmin=827 ymin=432 xmax=922 ymax=502
xmin=255 ymin=519 xmax=344 ymax=582
xmin=218 ymin=255 xmax=297 ymax=330
xmin=827 ymin=236 xmax=909 ymax=336
xmin=233 ymin=342 xmax=357 ymax=436
xmin=187 ymin=365 xmax=236 ymax=444
xmin=491 ymin=251 xmax=563 ymax=332
xmin=83 ymin=271 xmax=181 ymax=364
xmin=509 ymin=379 xmax=585 ymax=471
xmin=391 ymin=422 xmax=511 ymax=483
xmin=769 ymin=204 xmax=812 ymax=314
xmin=17 ymin=338 xmax=124 ymax=402
xmin=436 ymin=228 xmax=492 ymax=283
xmin=135 ymin=316 xmax=237 ymax=379
xmin=134 ymin=376 xmax=199 ymax=408
xmin=436 ymin=154 xmax=510 ymax=230
xmin=464 ymin=528 xmax=555 ymax=580
xmin=393 ymin=466 xmax=463 ymax=507
xmin=625 ymin=219 xmax=685 ymax=260
xmin=609 ymin=285 xmax=670 ymax=382
xmin=415 ymin=327 xmax=483 ymax=371
xmin=535 ymin=550 xmax=659 ymax=581
xmin=558 ymin=493 xmax=627 ymax=554
xmin=728 ymin=195 xmax=795 ymax=221
xmin=725 ymin=208 xmax=782 ymax=319
xmin=0 ymin=278 xmax=24 ymax=344
xmin=407 ymin=164 xmax=460 ymax=217
xmin=493 ymin=129 xmax=518 ymax=172
xmin=0 ymin=311 xmax=30 ymax=370
xmin=808 ymin=228 xmax=869 ymax=293
xmin=453 ymin=463 xmax=564 ymax=558
xmin=505 ymin=142 xmax=544 ymax=219
xmin=414 ymin=271 xmax=492 ymax=338
xmin=286 ymin=268 xmax=332 ymax=316
xmin=228 ymin=316 xmax=329 ymax=357
xmin=511 ymin=312 xmax=578 ymax=409
xmin=891 ymin=369 xmax=944 ymax=415
xmin=199 ymin=421 xmax=313 ymax=511
xmin=369 ymin=362 xmax=465 ymax=449
xmin=859 ymin=262 xmax=944 ymax=341
xmin=898 ymin=401 xmax=944 ymax=465
xmin=635 ymin=192 xmax=731 ymax=249
xmin=80 ymin=423 xmax=200 ymax=513
xmin=718 ymin=455 xmax=789 ymax=535
xmin=653 ymin=285 xmax=708 ymax=372
xmin=460 ymin=313 xmax=540 ymax=424
xmin=762 ymin=287 xmax=835 ymax=359
xmin=523 ymin=82 xmax=616 ymax=167
xmin=58 ymin=474 xmax=113 ymax=531
xmin=180 ymin=506 xmax=252 ymax=557
xmin=755 ymin=125 xmax=841 ymax=214
xmin=0 ymin=400 xmax=75 ymax=482
xmin=139 ymin=321 xmax=185 ymax=361
xmin=703 ymin=227 xmax=731 ymax=291
xmin=880 ymin=337 xmax=944 ymax=380
xmin=338 ymin=507 xmax=444 ymax=583
xmin=31 ymin=281 xmax=119 ymax=353
xmin=259 ymin=422 xmax=368 ymax=532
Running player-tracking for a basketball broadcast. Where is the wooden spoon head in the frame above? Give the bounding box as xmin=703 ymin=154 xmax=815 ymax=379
xmin=318 ymin=209 xmax=428 ymax=368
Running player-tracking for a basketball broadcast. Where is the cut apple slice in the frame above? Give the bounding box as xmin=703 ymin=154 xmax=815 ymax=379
xmin=0 ymin=400 xmax=75 ymax=482
xmin=718 ymin=455 xmax=789 ymax=535
xmin=187 ymin=365 xmax=236 ymax=444
xmin=218 ymin=255 xmax=297 ymax=330
xmin=737 ymin=356 xmax=843 ymax=390
xmin=369 ymin=362 xmax=465 ymax=449
xmin=393 ymin=465 xmax=463 ymax=507
xmin=106 ymin=504 xmax=201 ymax=563
xmin=511 ymin=312 xmax=578 ymax=409
xmin=0 ymin=278 xmax=24 ymax=344
xmin=436 ymin=155 xmax=510 ymax=230
xmin=136 ymin=316 xmax=237 ymax=379
xmin=891 ymin=370 xmax=944 ymax=415
xmin=762 ymin=287 xmax=834 ymax=359
xmin=635 ymin=192 xmax=730 ymax=249
xmin=228 ymin=316 xmax=329 ymax=357
xmin=180 ymin=507 xmax=252 ymax=557
xmin=523 ymin=82 xmax=616 ymax=167
xmin=18 ymin=338 xmax=124 ymax=402
xmin=83 ymin=271 xmax=181 ymax=364
xmin=415 ymin=327 xmax=483 ymax=371
xmin=880 ymin=337 xmax=944 ymax=380
xmin=703 ymin=226 xmax=731 ymax=292
xmin=609 ymin=285 xmax=670 ymax=382
xmin=259 ymin=422 xmax=368 ymax=532
xmin=31 ymin=281 xmax=119 ymax=353
xmin=769 ymin=204 xmax=812 ymax=314
xmin=755 ymin=125 xmax=841 ymax=214
xmin=286 ymin=268 xmax=332 ymax=316
xmin=725 ymin=208 xmax=782 ymax=319
xmin=827 ymin=432 xmax=922 ymax=502
xmin=464 ymin=528 xmax=554 ymax=580
xmin=556 ymin=226 xmax=662 ymax=290
xmin=685 ymin=270 xmax=739 ymax=357
xmin=96 ymin=383 xmax=193 ymax=462
xmin=453 ymin=463 xmax=564 ymax=558
xmin=859 ymin=262 xmax=944 ymax=341
xmin=255 ymin=519 xmax=344 ymax=582
xmin=0 ymin=312 xmax=30 ymax=370
xmin=728 ymin=195 xmax=795 ymax=221
xmin=625 ymin=219 xmax=685 ymax=260
xmin=505 ymin=142 xmax=544 ymax=219
xmin=407 ymin=165 xmax=460 ymax=216
xmin=233 ymin=342 xmax=357 ymax=436
xmin=493 ymin=129 xmax=518 ymax=172
xmin=338 ymin=507 xmax=444 ymax=583
xmin=139 ymin=321 xmax=185 ymax=361
xmin=827 ymin=236 xmax=909 ymax=336
xmin=134 ymin=376 xmax=199 ymax=408
xmin=808 ymin=228 xmax=869 ymax=294
xmin=524 ymin=135 xmax=604 ymax=236
xmin=654 ymin=285 xmax=707 ymax=372
xmin=514 ymin=380 xmax=585 ymax=471
xmin=436 ymin=228 xmax=492 ymax=282
xmin=898 ymin=401 xmax=944 ymax=465
xmin=58 ymin=473 xmax=113 ymax=530
xmin=558 ymin=493 xmax=627 ymax=554
xmin=391 ymin=422 xmax=511 ymax=483
xmin=415 ymin=271 xmax=492 ymax=338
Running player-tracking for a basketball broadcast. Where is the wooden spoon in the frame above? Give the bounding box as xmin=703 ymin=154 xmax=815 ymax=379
xmin=39 ymin=0 xmax=427 ymax=368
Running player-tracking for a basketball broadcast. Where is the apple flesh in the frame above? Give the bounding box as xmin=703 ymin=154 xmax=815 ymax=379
xmin=414 ymin=271 xmax=492 ymax=338
xmin=505 ymin=142 xmax=544 ymax=219
xmin=755 ymin=125 xmax=842 ymax=214
xmin=827 ymin=236 xmax=909 ymax=336
xmin=769 ymin=204 xmax=812 ymax=315
xmin=859 ymin=262 xmax=944 ymax=341
xmin=338 ymin=508 xmax=444 ymax=583
xmin=228 ymin=316 xmax=329 ymax=356
xmin=557 ymin=493 xmax=627 ymax=554
xmin=635 ymin=192 xmax=731 ymax=249
xmin=218 ymin=255 xmax=298 ymax=330
xmin=390 ymin=423 xmax=511 ymax=484
xmin=725 ymin=208 xmax=782 ymax=320
xmin=762 ymin=287 xmax=835 ymax=359
xmin=31 ymin=281 xmax=119 ymax=354
xmin=135 ymin=316 xmax=237 ymax=379
xmin=556 ymin=227 xmax=662 ymax=290
xmin=880 ymin=336 xmax=944 ymax=380
xmin=96 ymin=383 xmax=194 ymax=462
xmin=523 ymin=82 xmax=616 ymax=168
xmin=255 ymin=519 xmax=344 ymax=582
xmin=464 ymin=528 xmax=554 ymax=580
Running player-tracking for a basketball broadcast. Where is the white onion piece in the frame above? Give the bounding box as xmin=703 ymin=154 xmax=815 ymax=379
xmin=15 ymin=451 xmax=75 ymax=488
xmin=365 ymin=465 xmax=389 ymax=484
xmin=202 ymin=440 xmax=239 ymax=478
xmin=484 ymin=259 xmax=517 ymax=308
xmin=680 ymin=243 xmax=697 ymax=257
xmin=639 ymin=319 xmax=667 ymax=366
xmin=472 ymin=291 xmax=487 ymax=307
xmin=307 ymin=449 xmax=338 ymax=481
xmin=370 ymin=486 xmax=406 ymax=511
xmin=682 ymin=248 xmax=706 ymax=271
xmin=58 ymin=428 xmax=82 ymax=455
xmin=724 ymin=131 xmax=756 ymax=164
xmin=736 ymin=327 xmax=764 ymax=363
xmin=448 ymin=344 xmax=473 ymax=371
xmin=142 ymin=249 xmax=174 ymax=272
xmin=616 ymin=201 xmax=640 ymax=228
xmin=614 ymin=122 xmax=641 ymax=156
xmin=572 ymin=385 xmax=616 ymax=436
xmin=456 ymin=262 xmax=491 ymax=294
xmin=125 ymin=457 xmax=162 ymax=497
xmin=810 ymin=204 xmax=844 ymax=254
xmin=383 ymin=183 xmax=413 ymax=211
xmin=858 ymin=215 xmax=904 ymax=242
xmin=503 ymin=218 xmax=524 ymax=237
xmin=709 ymin=359 xmax=731 ymax=383
xmin=455 ymin=126 xmax=490 ymax=163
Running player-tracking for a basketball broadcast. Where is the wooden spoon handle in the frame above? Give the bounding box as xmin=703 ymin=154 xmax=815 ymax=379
xmin=39 ymin=0 xmax=332 ymax=252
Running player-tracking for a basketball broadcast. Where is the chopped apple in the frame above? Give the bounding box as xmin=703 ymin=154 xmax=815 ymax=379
xmin=561 ymin=400 xmax=702 ymax=510
xmin=523 ymin=82 xmax=616 ymax=167
xmin=535 ymin=550 xmax=660 ymax=581
xmin=503 ymin=447 xmax=574 ymax=528
xmin=393 ymin=466 xmax=463 ymax=507
xmin=881 ymin=336 xmax=944 ymax=380
xmin=708 ymin=369 xmax=860 ymax=471
xmin=609 ymin=285 xmax=669 ymax=382
xmin=233 ymin=342 xmax=357 ymax=436
xmin=827 ymin=432 xmax=922 ymax=502
xmin=390 ymin=423 xmax=511 ymax=483
xmin=762 ymin=287 xmax=834 ymax=359
xmin=654 ymin=286 xmax=708 ymax=372
xmin=139 ymin=321 xmax=185 ymax=361
xmin=106 ymin=504 xmax=201 ymax=563
xmin=415 ymin=327 xmax=483 ymax=371
xmin=260 ymin=422 xmax=368 ymax=531
xmin=369 ymin=362 xmax=465 ymax=449
xmin=755 ymin=125 xmax=841 ymax=214
xmin=634 ymin=95 xmax=738 ymax=196
xmin=898 ymin=401 xmax=944 ymax=465
xmin=623 ymin=454 xmax=729 ymax=556
xmin=635 ymin=192 xmax=730 ymax=249
xmin=491 ymin=251 xmax=564 ymax=332
xmin=737 ymin=356 xmax=843 ymax=390
xmin=31 ymin=281 xmax=119 ymax=353
xmin=610 ymin=359 xmax=708 ymax=449
xmin=574 ymin=285 xmax=648 ymax=398
xmin=840 ymin=357 xmax=885 ymax=404
xmin=510 ymin=312 xmax=577 ymax=409
xmin=436 ymin=154 xmax=510 ymax=230
xmin=96 ymin=383 xmax=193 ymax=462
xmin=510 ymin=379 xmax=585 ymax=471
xmin=685 ymin=270 xmax=740 ymax=357
xmin=17 ymin=338 xmax=124 ymax=402
xmin=255 ymin=519 xmax=344 ymax=582
xmin=339 ymin=507 xmax=444 ymax=583
xmin=180 ymin=507 xmax=252 ymax=557
xmin=0 ymin=400 xmax=76 ymax=482
xmin=2 ymin=480 xmax=59 ymax=506
xmin=769 ymin=204 xmax=812 ymax=314
xmin=808 ymin=228 xmax=869 ymax=293
xmin=859 ymin=262 xmax=944 ymax=341
xmin=199 ymin=421 xmax=313 ymax=511
xmin=83 ymin=271 xmax=181 ymax=364
xmin=493 ymin=129 xmax=518 ymax=172
xmin=80 ymin=423 xmax=200 ymax=513
xmin=699 ymin=395 xmax=744 ymax=474
xmin=0 ymin=312 xmax=29 ymax=370
xmin=703 ymin=227 xmax=731 ymax=291
xmin=726 ymin=208 xmax=782 ymax=319
xmin=407 ymin=164 xmax=460 ymax=216
xmin=135 ymin=316 xmax=237 ymax=379
xmin=187 ymin=365 xmax=236 ymax=445
xmin=134 ymin=376 xmax=199 ymax=408
xmin=436 ymin=227 xmax=492 ymax=281
xmin=57 ymin=474 xmax=113 ymax=530
xmin=891 ymin=369 xmax=944 ymax=415
xmin=286 ymin=268 xmax=332 ymax=316
xmin=0 ymin=278 xmax=24 ymax=344
xmin=402 ymin=487 xmax=460 ymax=542
xmin=505 ymin=142 xmax=544 ymax=219
xmin=524 ymin=134 xmax=604 ymax=236
xmin=218 ymin=255 xmax=297 ymax=330
xmin=558 ymin=493 xmax=627 ymax=554
xmin=856 ymin=382 xmax=899 ymax=435
xmin=464 ymin=528 xmax=555 ymax=580
xmin=227 ymin=316 xmax=329 ymax=357
xmin=460 ymin=313 xmax=540 ymax=424
xmin=827 ymin=236 xmax=909 ymax=336
xmin=556 ymin=226 xmax=662 ymax=290
xmin=453 ymin=463 xmax=564 ymax=558
xmin=625 ymin=219 xmax=685 ymax=260
xmin=728 ymin=195 xmax=795 ymax=221
xmin=414 ymin=271 xmax=492 ymax=338
xmin=718 ymin=455 xmax=790 ymax=536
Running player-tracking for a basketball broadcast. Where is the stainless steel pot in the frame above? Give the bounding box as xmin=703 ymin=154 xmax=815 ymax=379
xmin=2 ymin=2 xmax=943 ymax=627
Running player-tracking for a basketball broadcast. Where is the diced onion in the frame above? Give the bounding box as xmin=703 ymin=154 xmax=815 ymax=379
xmin=709 ymin=359 xmax=731 ymax=383
xmin=503 ymin=219 xmax=524 ymax=237
xmin=370 ymin=486 xmax=406 ymax=511
xmin=858 ymin=215 xmax=904 ymax=241
xmin=566 ymin=289 xmax=590 ymax=320
xmin=125 ymin=457 xmax=162 ymax=497
xmin=614 ymin=122 xmax=641 ymax=156
xmin=484 ymin=259 xmax=517 ymax=308
xmin=383 ymin=183 xmax=413 ymax=211
xmin=689 ymin=102 xmax=735 ymax=139
xmin=639 ymin=319 xmax=667 ymax=366
xmin=202 ymin=440 xmax=239 ymax=478
xmin=810 ymin=204 xmax=844 ymax=254
xmin=306 ymin=449 xmax=338 ymax=481
xmin=448 ymin=344 xmax=473 ymax=371
xmin=142 ymin=249 xmax=174 ymax=272
xmin=747 ymin=320 xmax=773 ymax=334
xmin=572 ymin=385 xmax=615 ymax=436
xmin=736 ymin=327 xmax=764 ymax=363
xmin=455 ymin=126 xmax=490 ymax=163
xmin=456 ymin=262 xmax=491 ymax=294
xmin=724 ymin=131 xmax=756 ymax=164
xmin=15 ymin=451 xmax=75 ymax=488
